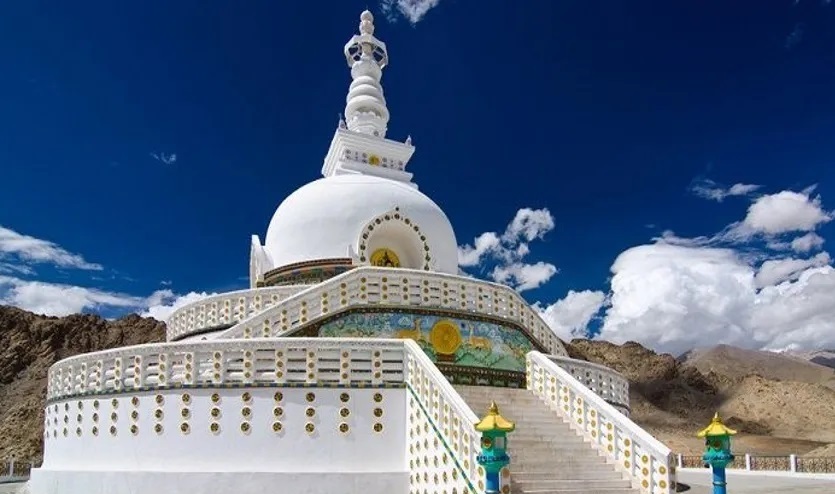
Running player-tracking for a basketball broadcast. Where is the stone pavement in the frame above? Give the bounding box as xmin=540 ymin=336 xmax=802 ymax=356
xmin=677 ymin=469 xmax=835 ymax=493
xmin=0 ymin=484 xmax=23 ymax=494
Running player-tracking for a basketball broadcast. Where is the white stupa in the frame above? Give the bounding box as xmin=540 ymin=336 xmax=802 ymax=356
xmin=29 ymin=11 xmax=675 ymax=494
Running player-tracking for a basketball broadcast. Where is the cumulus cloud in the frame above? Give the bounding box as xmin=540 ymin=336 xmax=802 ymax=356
xmin=491 ymin=262 xmax=558 ymax=292
xmin=140 ymin=290 xmax=214 ymax=322
xmin=380 ymin=0 xmax=441 ymax=24
xmin=740 ymin=189 xmax=832 ymax=235
xmin=690 ymin=178 xmax=761 ymax=202
xmin=589 ymin=191 xmax=835 ymax=354
xmin=458 ymin=208 xmax=557 ymax=292
xmin=535 ymin=290 xmax=606 ymax=341
xmin=0 ymin=226 xmax=102 ymax=270
xmin=790 ymin=232 xmax=825 ymax=252
xmin=755 ymin=252 xmax=831 ymax=287
xmin=532 ymin=184 xmax=835 ymax=354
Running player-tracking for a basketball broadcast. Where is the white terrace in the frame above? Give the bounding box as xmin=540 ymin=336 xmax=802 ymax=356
xmin=38 ymin=338 xmax=672 ymax=494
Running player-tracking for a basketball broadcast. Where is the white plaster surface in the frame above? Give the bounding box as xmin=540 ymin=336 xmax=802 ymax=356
xmin=262 ymin=174 xmax=458 ymax=273
xmin=36 ymin=387 xmax=406 ymax=494
xmin=28 ymin=471 xmax=408 ymax=494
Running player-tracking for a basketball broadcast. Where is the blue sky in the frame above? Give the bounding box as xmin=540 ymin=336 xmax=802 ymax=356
xmin=1 ymin=1 xmax=834 ymax=354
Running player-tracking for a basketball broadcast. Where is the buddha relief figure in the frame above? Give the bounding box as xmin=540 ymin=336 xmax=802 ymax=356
xmin=370 ymin=248 xmax=400 ymax=267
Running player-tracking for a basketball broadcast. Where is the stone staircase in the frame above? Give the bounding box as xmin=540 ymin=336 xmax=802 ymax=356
xmin=456 ymin=386 xmax=639 ymax=494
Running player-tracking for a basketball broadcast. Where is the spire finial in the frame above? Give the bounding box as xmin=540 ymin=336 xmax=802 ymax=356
xmin=343 ymin=10 xmax=390 ymax=137
xmin=360 ymin=10 xmax=375 ymax=35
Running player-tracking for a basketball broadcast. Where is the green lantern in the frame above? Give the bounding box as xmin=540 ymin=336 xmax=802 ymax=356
xmin=697 ymin=412 xmax=737 ymax=494
xmin=475 ymin=401 xmax=515 ymax=494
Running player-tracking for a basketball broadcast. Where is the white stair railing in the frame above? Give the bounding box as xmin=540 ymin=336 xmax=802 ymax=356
xmin=527 ymin=351 xmax=675 ymax=494
xmin=402 ymin=340 xmax=501 ymax=494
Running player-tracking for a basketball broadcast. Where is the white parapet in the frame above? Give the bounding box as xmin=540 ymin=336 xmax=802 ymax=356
xmin=35 ymin=338 xmax=500 ymax=494
xmin=216 ymin=266 xmax=569 ymax=358
xmin=36 ymin=338 xmax=409 ymax=494
xmin=165 ymin=285 xmax=309 ymax=341
xmin=548 ymin=355 xmax=630 ymax=415
xmin=527 ymin=351 xmax=676 ymax=494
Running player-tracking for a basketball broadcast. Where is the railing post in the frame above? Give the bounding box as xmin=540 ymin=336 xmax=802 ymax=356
xmin=790 ymin=454 xmax=797 ymax=473
xmin=677 ymin=453 xmax=683 ymax=469
xmin=8 ymin=458 xmax=14 ymax=478
xmin=745 ymin=453 xmax=751 ymax=471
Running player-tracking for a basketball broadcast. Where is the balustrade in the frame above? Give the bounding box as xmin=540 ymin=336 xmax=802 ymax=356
xmin=527 ymin=352 xmax=675 ymax=494
xmin=402 ymin=340 xmax=485 ymax=493
xmin=218 ymin=267 xmax=568 ymax=358
xmin=166 ymin=285 xmax=308 ymax=341
xmin=47 ymin=338 xmax=406 ymax=402
xmin=548 ymin=355 xmax=630 ymax=414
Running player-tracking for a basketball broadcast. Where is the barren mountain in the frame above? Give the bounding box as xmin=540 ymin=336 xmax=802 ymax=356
xmin=567 ymin=339 xmax=835 ymax=455
xmin=0 ymin=306 xmax=165 ymax=460
xmin=679 ymin=344 xmax=835 ymax=390
xmin=785 ymin=349 xmax=835 ymax=371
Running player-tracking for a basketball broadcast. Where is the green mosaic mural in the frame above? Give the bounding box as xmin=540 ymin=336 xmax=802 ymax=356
xmin=318 ymin=311 xmax=534 ymax=373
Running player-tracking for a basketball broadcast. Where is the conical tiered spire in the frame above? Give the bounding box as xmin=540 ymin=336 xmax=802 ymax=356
xmin=343 ymin=10 xmax=390 ymax=138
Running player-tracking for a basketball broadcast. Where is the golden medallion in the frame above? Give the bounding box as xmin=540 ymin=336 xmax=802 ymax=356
xmin=429 ymin=320 xmax=462 ymax=355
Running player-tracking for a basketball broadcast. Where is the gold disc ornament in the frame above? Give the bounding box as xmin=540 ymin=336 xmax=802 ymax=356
xmin=429 ymin=320 xmax=463 ymax=356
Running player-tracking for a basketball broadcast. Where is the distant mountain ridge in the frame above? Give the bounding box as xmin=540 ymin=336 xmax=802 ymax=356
xmin=677 ymin=343 xmax=835 ymax=390
xmin=782 ymin=349 xmax=835 ymax=371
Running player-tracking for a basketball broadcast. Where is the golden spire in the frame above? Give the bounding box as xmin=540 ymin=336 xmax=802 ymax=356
xmin=475 ymin=401 xmax=515 ymax=432
xmin=697 ymin=412 xmax=738 ymax=438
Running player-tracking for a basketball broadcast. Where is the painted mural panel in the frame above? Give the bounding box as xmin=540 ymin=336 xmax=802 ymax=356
xmin=318 ymin=311 xmax=534 ymax=373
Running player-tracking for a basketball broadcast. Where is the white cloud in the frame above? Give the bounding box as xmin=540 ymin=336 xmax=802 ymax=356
xmin=0 ymin=275 xmax=144 ymax=316
xmin=503 ymin=208 xmax=555 ymax=243
xmin=380 ymin=0 xmax=441 ymax=24
xmin=590 ymin=242 xmax=835 ymax=355
xmin=0 ymin=273 xmax=212 ymax=320
xmin=0 ymin=225 xmax=102 ymax=270
xmin=741 ymin=190 xmax=832 ymax=234
xmin=790 ymin=232 xmax=825 ymax=253
xmin=491 ymin=262 xmax=558 ymax=292
xmin=535 ymin=290 xmax=606 ymax=341
xmin=0 ymin=262 xmax=35 ymax=276
xmin=572 ymin=186 xmax=835 ymax=354
xmin=457 ymin=232 xmax=500 ymax=267
xmin=150 ymin=152 xmax=177 ymax=165
xmin=755 ymin=252 xmax=830 ymax=287
xmin=140 ymin=290 xmax=214 ymax=322
xmin=690 ymin=178 xmax=761 ymax=202
xmin=458 ymin=208 xmax=557 ymax=291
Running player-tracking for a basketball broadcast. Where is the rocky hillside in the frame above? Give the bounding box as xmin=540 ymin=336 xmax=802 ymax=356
xmin=567 ymin=339 xmax=835 ymax=455
xmin=0 ymin=306 xmax=165 ymax=460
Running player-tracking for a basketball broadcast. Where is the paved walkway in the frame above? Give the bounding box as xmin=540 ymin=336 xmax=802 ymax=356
xmin=677 ymin=470 xmax=835 ymax=493
xmin=3 ymin=473 xmax=835 ymax=494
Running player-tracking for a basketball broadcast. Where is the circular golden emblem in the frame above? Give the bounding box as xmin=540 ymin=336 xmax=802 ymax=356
xmin=368 ymin=155 xmax=381 ymax=166
xmin=370 ymin=248 xmax=400 ymax=267
xmin=429 ymin=320 xmax=462 ymax=355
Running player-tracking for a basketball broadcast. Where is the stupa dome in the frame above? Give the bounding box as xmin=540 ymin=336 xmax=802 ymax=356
xmin=263 ymin=174 xmax=459 ymax=274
